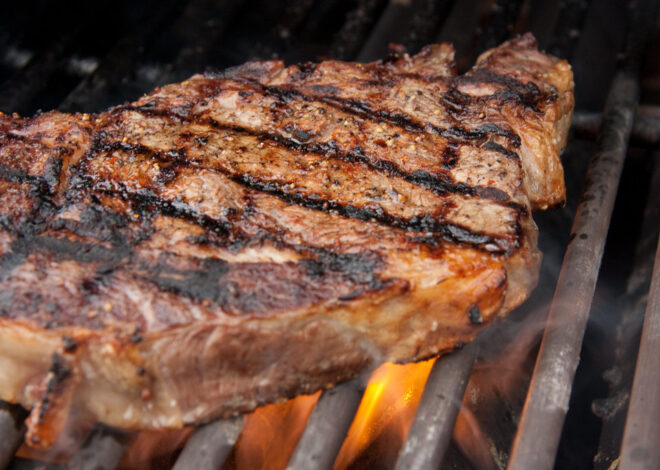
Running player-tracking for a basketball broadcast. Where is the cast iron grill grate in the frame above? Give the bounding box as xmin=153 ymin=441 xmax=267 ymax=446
xmin=0 ymin=0 xmax=658 ymax=468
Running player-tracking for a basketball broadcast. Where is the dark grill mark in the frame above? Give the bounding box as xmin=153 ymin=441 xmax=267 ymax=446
xmin=38 ymin=353 xmax=72 ymax=423
xmin=475 ymin=186 xmax=511 ymax=201
xmin=0 ymin=164 xmax=49 ymax=190
xmin=0 ymin=209 xmax=137 ymax=284
xmin=468 ymin=304 xmax=483 ymax=324
xmin=79 ymin=142 xmax=515 ymax=253
xmin=233 ymin=173 xmax=510 ymax=252
xmin=121 ymin=107 xmax=515 ymax=206
xmin=50 ymin=353 xmax=71 ymax=384
xmin=482 ymin=140 xmax=519 ymax=159
xmin=254 ymin=81 xmax=521 ymax=146
xmin=62 ymin=336 xmax=78 ymax=352
xmin=143 ymin=257 xmax=231 ymax=306
xmin=300 ymin=248 xmax=386 ymax=287
xmin=32 ymin=235 xmax=131 ymax=264
xmin=441 ymin=143 xmax=460 ymax=169
xmin=141 ymin=249 xmax=392 ymax=314
xmin=103 ymin=184 xmax=233 ymax=238
xmin=43 ymin=156 xmax=64 ymax=192
xmin=396 ymin=69 xmax=552 ymax=113
xmin=458 ymin=69 xmax=550 ymax=112
xmin=81 ymin=132 xmax=519 ymax=253
xmin=0 ymin=132 xmax=28 ymax=142
xmin=291 ymin=62 xmax=318 ymax=81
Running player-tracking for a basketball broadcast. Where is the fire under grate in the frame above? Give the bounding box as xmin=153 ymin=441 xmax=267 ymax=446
xmin=1 ymin=0 xmax=660 ymax=469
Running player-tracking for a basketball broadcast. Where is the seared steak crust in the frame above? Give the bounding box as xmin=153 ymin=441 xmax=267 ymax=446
xmin=0 ymin=34 xmax=572 ymax=446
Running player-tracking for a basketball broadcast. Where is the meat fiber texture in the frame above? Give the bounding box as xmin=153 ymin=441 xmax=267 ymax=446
xmin=0 ymin=33 xmax=573 ymax=446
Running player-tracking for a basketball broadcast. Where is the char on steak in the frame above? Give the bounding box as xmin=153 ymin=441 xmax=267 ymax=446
xmin=0 ymin=33 xmax=573 ymax=446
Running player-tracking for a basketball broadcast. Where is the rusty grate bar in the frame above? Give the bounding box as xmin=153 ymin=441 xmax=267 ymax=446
xmin=394 ymin=342 xmax=478 ymax=470
xmin=286 ymin=378 xmax=364 ymax=470
xmin=172 ymin=416 xmax=244 ymax=470
xmin=506 ymin=1 xmax=657 ymax=469
xmin=619 ymin=235 xmax=660 ymax=468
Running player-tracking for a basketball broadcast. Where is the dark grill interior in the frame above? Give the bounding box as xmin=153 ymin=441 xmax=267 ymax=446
xmin=1 ymin=0 xmax=659 ymax=469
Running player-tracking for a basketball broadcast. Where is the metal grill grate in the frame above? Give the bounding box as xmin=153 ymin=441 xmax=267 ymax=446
xmin=0 ymin=0 xmax=659 ymax=469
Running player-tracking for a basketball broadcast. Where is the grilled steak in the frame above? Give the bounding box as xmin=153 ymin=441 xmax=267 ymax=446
xmin=0 ymin=33 xmax=573 ymax=446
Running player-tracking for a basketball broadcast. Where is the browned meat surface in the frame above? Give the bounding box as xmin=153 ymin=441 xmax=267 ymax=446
xmin=0 ymin=33 xmax=573 ymax=447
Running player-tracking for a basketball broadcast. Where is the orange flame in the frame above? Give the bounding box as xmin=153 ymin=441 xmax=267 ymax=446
xmin=333 ymin=359 xmax=435 ymax=469
xmin=224 ymin=392 xmax=320 ymax=470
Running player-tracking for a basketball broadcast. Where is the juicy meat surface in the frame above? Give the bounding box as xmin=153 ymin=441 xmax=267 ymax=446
xmin=0 ymin=33 xmax=573 ymax=446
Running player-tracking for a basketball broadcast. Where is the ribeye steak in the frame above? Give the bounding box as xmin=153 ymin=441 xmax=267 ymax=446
xmin=0 ymin=33 xmax=573 ymax=446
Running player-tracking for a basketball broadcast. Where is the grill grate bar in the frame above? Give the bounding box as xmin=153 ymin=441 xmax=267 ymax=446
xmin=330 ymin=0 xmax=389 ymax=60
xmin=619 ymin=220 xmax=660 ymax=468
xmin=593 ymin=149 xmax=660 ymax=469
xmin=171 ymin=416 xmax=244 ymax=470
xmin=355 ymin=0 xmax=455 ymax=63
xmin=285 ymin=378 xmax=364 ymax=470
xmin=65 ymin=426 xmax=127 ymax=470
xmin=435 ymin=0 xmax=484 ymax=71
xmin=571 ymin=108 xmax=660 ymax=146
xmin=353 ymin=0 xmax=454 ymax=61
xmin=507 ymin=1 xmax=657 ymax=469
xmin=394 ymin=342 xmax=478 ymax=470
xmin=355 ymin=0 xmax=419 ymax=62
